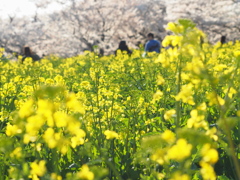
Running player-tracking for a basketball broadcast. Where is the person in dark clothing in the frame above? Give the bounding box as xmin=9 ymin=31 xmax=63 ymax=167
xmin=145 ymin=33 xmax=161 ymax=53
xmin=220 ymin=36 xmax=226 ymax=44
xmin=22 ymin=47 xmax=41 ymax=62
xmin=115 ymin=41 xmax=132 ymax=55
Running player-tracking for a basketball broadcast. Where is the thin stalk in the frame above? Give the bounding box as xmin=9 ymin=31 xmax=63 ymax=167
xmin=212 ymin=84 xmax=240 ymax=179
xmin=176 ymin=56 xmax=182 ymax=128
xmin=105 ymin=158 xmax=123 ymax=180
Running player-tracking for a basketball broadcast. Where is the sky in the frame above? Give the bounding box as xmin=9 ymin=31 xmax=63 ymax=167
xmin=0 ymin=0 xmax=65 ymax=19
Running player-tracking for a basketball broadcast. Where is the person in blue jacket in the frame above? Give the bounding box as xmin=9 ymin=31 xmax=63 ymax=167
xmin=144 ymin=33 xmax=161 ymax=53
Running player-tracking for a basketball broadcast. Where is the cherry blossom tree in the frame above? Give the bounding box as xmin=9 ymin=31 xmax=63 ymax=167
xmin=1 ymin=0 xmax=239 ymax=57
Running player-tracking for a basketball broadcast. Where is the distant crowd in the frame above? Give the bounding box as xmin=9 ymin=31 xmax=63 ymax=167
xmin=0 ymin=33 xmax=229 ymax=63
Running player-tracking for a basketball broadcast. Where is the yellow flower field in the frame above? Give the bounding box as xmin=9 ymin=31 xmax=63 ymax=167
xmin=0 ymin=20 xmax=240 ymax=180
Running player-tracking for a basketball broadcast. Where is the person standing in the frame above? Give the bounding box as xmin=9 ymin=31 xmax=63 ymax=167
xmin=220 ymin=35 xmax=226 ymax=44
xmin=144 ymin=33 xmax=161 ymax=53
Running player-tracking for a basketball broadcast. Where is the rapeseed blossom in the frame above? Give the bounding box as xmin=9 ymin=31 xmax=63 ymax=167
xmin=30 ymin=160 xmax=46 ymax=177
xmin=10 ymin=147 xmax=22 ymax=158
xmin=1 ymin=20 xmax=240 ymax=179
xmin=156 ymin=75 xmax=165 ymax=85
xmin=206 ymin=92 xmax=225 ymax=106
xmin=167 ymin=139 xmax=192 ymax=161
xmin=223 ymin=87 xmax=237 ymax=99
xmin=51 ymin=173 xmax=62 ymax=180
xmin=197 ymin=103 xmax=207 ymax=111
xmin=166 ymin=22 xmax=184 ymax=34
xmin=77 ymin=164 xmax=94 ymax=180
xmin=187 ymin=109 xmax=208 ymax=129
xmin=161 ymin=129 xmax=175 ymax=143
xmin=200 ymin=161 xmax=216 ymax=180
xmin=201 ymin=144 xmax=219 ymax=164
xmin=104 ymin=130 xmax=119 ymax=139
xmin=6 ymin=124 xmax=22 ymax=136
xmin=151 ymin=149 xmax=166 ymax=165
xmin=164 ymin=109 xmax=176 ymax=120
xmin=19 ymin=99 xmax=34 ymax=118
xmin=169 ymin=172 xmax=190 ymax=180
xmin=66 ymin=93 xmax=85 ymax=114
xmin=152 ymin=90 xmax=163 ymax=102
xmin=206 ymin=127 xmax=218 ymax=141
xmin=175 ymin=84 xmax=195 ymax=105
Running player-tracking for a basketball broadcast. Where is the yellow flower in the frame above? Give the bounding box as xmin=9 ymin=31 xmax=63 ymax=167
xmin=167 ymin=139 xmax=192 ymax=161
xmin=51 ymin=173 xmax=62 ymax=180
xmin=43 ymin=128 xmax=57 ymax=148
xmin=58 ymin=140 xmax=69 ymax=154
xmin=104 ymin=130 xmax=119 ymax=139
xmin=157 ymin=173 xmax=165 ymax=179
xmin=197 ymin=103 xmax=207 ymax=111
xmin=161 ymin=129 xmax=175 ymax=143
xmin=166 ymin=22 xmax=176 ymax=31
xmin=37 ymin=99 xmax=55 ymax=126
xmin=29 ymin=174 xmax=40 ymax=180
xmin=206 ymin=127 xmax=218 ymax=141
xmin=36 ymin=143 xmax=42 ymax=151
xmin=162 ymin=36 xmax=173 ymax=47
xmin=26 ymin=115 xmax=45 ymax=136
xmin=175 ymin=84 xmax=195 ymax=105
xmin=171 ymin=36 xmax=183 ymax=46
xmin=6 ymin=124 xmax=22 ymax=136
xmin=19 ymin=99 xmax=34 ymax=118
xmin=207 ymin=92 xmax=225 ymax=106
xmin=10 ymin=147 xmax=22 ymax=158
xmin=46 ymin=78 xmax=54 ymax=85
xmin=80 ymin=81 xmax=91 ymax=90
xmin=151 ymin=149 xmax=166 ymax=165
xmin=224 ymin=87 xmax=237 ymax=99
xmin=67 ymin=121 xmax=86 ymax=137
xmin=155 ymin=50 xmax=170 ymax=67
xmin=201 ymin=144 xmax=219 ymax=164
xmin=53 ymin=111 xmax=68 ymax=127
xmin=66 ymin=93 xmax=85 ymax=114
xmin=166 ymin=22 xmax=184 ymax=34
xmin=164 ymin=109 xmax=176 ymax=120
xmin=200 ymin=161 xmax=216 ymax=180
xmin=77 ymin=164 xmax=94 ymax=180
xmin=30 ymin=160 xmax=46 ymax=177
xmin=156 ymin=75 xmax=165 ymax=85
xmin=54 ymin=75 xmax=64 ymax=84
xmin=213 ymin=64 xmax=227 ymax=72
xmin=153 ymin=90 xmax=163 ymax=102
xmin=234 ymin=50 xmax=240 ymax=57
xmin=187 ymin=109 xmax=208 ymax=129
xmin=37 ymin=99 xmax=55 ymax=115
xmin=169 ymin=172 xmax=190 ymax=180
xmin=71 ymin=136 xmax=85 ymax=148
xmin=23 ymin=134 xmax=37 ymax=144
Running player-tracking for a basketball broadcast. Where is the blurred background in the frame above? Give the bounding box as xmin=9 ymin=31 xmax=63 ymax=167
xmin=0 ymin=0 xmax=240 ymax=57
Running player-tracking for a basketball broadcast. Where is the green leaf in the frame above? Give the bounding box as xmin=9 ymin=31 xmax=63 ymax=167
xmin=177 ymin=128 xmax=212 ymax=146
xmin=178 ymin=19 xmax=196 ymax=30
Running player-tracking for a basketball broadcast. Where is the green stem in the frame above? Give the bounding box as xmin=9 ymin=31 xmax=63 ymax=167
xmin=176 ymin=56 xmax=182 ymax=128
xmin=105 ymin=158 xmax=122 ymax=180
xmin=212 ymin=84 xmax=240 ymax=179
